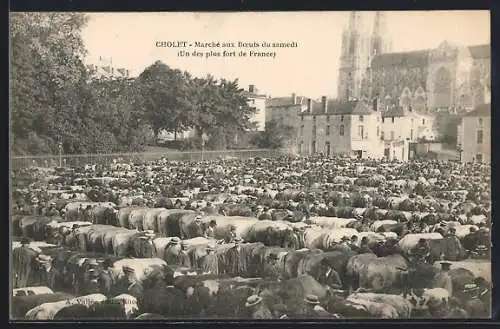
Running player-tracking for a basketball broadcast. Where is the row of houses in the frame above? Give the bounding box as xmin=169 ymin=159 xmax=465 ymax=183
xmin=151 ymin=82 xmax=489 ymax=164
xmin=266 ymin=92 xmax=490 ymax=163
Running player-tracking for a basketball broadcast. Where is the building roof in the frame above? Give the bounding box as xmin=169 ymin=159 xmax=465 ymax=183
xmin=304 ymin=99 xmax=375 ymax=116
xmin=381 ymin=106 xmax=411 ymax=118
xmin=465 ymin=103 xmax=491 ymax=117
xmin=266 ymin=96 xmax=308 ymax=107
xmin=242 ymin=91 xmax=267 ymax=99
xmin=371 ymin=43 xmax=490 ymax=68
xmin=468 ymin=44 xmax=490 ymax=59
xmin=371 ymin=50 xmax=429 ymax=68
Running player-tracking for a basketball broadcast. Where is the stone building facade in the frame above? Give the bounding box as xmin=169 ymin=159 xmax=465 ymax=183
xmin=243 ymin=85 xmax=267 ymax=132
xmin=298 ymin=98 xmax=385 ymax=159
xmin=457 ymin=103 xmax=490 ymax=163
xmin=381 ymin=106 xmax=437 ymax=142
xmin=367 ymin=41 xmax=491 ymax=113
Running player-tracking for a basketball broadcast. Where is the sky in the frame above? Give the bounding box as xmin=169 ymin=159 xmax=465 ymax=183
xmin=81 ymin=11 xmax=490 ymax=99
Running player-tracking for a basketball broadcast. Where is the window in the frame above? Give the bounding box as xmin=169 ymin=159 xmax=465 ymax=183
xmin=410 ymin=129 xmax=414 ymax=140
xmin=325 ymin=142 xmax=331 ymax=157
xmin=391 ymin=117 xmax=395 ymax=123
xmin=312 ymin=125 xmax=317 ymax=138
xmin=340 ymin=124 xmax=345 ymax=136
xmin=476 ymin=153 xmax=483 ymax=163
xmin=381 ymin=131 xmax=385 ymax=140
xmin=300 ymin=125 xmax=304 ymax=137
xmin=357 ymin=125 xmax=364 ymax=139
xmin=422 ymin=119 xmax=425 ymax=125
xmin=301 ymin=115 xmax=304 ymax=122
xmin=376 ymin=126 xmax=380 ymax=136
xmin=477 ymin=130 xmax=483 ymax=144
xmin=313 ymin=115 xmax=316 ymax=122
xmin=326 ymin=115 xmax=330 ymax=122
xmin=478 ymin=118 xmax=483 ymax=127
xmin=411 ymin=118 xmax=414 ymax=125
xmin=298 ymin=142 xmax=303 ymax=154
xmin=312 ymin=141 xmax=316 ymax=154
xmin=382 ymin=117 xmax=385 ymax=123
xmin=390 ymin=131 xmax=395 ymax=140
xmin=326 ymin=125 xmax=330 ymax=136
xmin=341 ymin=115 xmax=344 ymax=122
xmin=359 ymin=115 xmax=364 ymax=122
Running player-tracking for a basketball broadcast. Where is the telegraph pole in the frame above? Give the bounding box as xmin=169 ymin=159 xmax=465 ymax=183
xmin=58 ymin=142 xmax=63 ymax=167
xmin=457 ymin=144 xmax=463 ymax=162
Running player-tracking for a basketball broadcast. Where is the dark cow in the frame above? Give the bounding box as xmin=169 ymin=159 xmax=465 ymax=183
xmin=427 ymin=237 xmax=469 ymax=263
xmin=461 ymin=229 xmax=489 ymax=255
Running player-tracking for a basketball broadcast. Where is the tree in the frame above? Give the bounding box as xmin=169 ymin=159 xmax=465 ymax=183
xmin=181 ymin=76 xmax=256 ymax=149
xmin=253 ymin=120 xmax=295 ymax=149
xmin=133 ymin=61 xmax=189 ymax=143
xmin=11 ymin=13 xmax=93 ymax=154
xmin=11 ymin=12 xmax=149 ymax=155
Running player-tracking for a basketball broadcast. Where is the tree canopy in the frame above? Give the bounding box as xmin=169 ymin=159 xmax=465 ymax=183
xmin=252 ymin=120 xmax=296 ymax=149
xmin=11 ymin=13 xmax=258 ymax=155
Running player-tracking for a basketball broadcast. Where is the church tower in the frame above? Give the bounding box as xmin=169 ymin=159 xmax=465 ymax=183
xmin=370 ymin=11 xmax=391 ymax=56
xmin=337 ymin=11 xmax=391 ymax=102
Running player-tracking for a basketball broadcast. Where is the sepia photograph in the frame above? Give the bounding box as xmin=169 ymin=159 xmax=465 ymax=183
xmin=10 ymin=10 xmax=491 ymax=320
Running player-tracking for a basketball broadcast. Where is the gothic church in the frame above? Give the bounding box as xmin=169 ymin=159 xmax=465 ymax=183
xmin=337 ymin=11 xmax=490 ymax=114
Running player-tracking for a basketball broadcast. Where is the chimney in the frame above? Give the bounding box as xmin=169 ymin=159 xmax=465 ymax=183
xmin=292 ymin=93 xmax=297 ymax=105
xmin=322 ymin=96 xmax=327 ymax=113
xmin=307 ymin=98 xmax=313 ymax=112
xmin=249 ymin=85 xmax=255 ymax=93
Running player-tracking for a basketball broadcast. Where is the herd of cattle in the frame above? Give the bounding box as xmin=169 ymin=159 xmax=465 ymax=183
xmin=11 ymin=156 xmax=491 ymax=320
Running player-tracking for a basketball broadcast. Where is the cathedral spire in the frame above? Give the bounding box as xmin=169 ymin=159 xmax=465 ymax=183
xmin=371 ymin=11 xmax=390 ymax=56
xmin=338 ymin=11 xmax=373 ymax=101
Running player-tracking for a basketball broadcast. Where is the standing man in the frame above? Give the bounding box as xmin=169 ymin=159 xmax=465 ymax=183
xmin=188 ymin=215 xmax=204 ymax=238
xmin=37 ymin=254 xmax=60 ymax=291
xmin=44 ymin=202 xmax=59 ymax=216
xmin=179 ymin=241 xmax=192 ymax=268
xmin=122 ymin=266 xmax=144 ymax=300
xmin=204 ymin=220 xmax=217 ymax=239
xmin=262 ymin=254 xmax=281 ymax=280
xmin=227 ymin=237 xmax=245 ymax=276
xmin=84 ymin=205 xmax=94 ymax=222
xmin=432 ymin=261 xmax=454 ymax=296
xmin=225 ymin=225 xmax=238 ymax=243
xmin=200 ymin=244 xmax=218 ymax=275
xmin=13 ymin=238 xmax=37 ymax=288
xmin=164 ymin=237 xmax=182 ymax=265
xmin=284 ymin=227 xmax=300 ymax=250
xmin=245 ymin=295 xmax=273 ymax=319
xmin=409 ymin=238 xmax=431 ymax=265
xmin=99 ymin=258 xmax=115 ymax=297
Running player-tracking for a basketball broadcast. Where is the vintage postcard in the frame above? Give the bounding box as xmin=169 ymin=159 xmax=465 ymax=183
xmin=10 ymin=11 xmax=491 ymax=320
